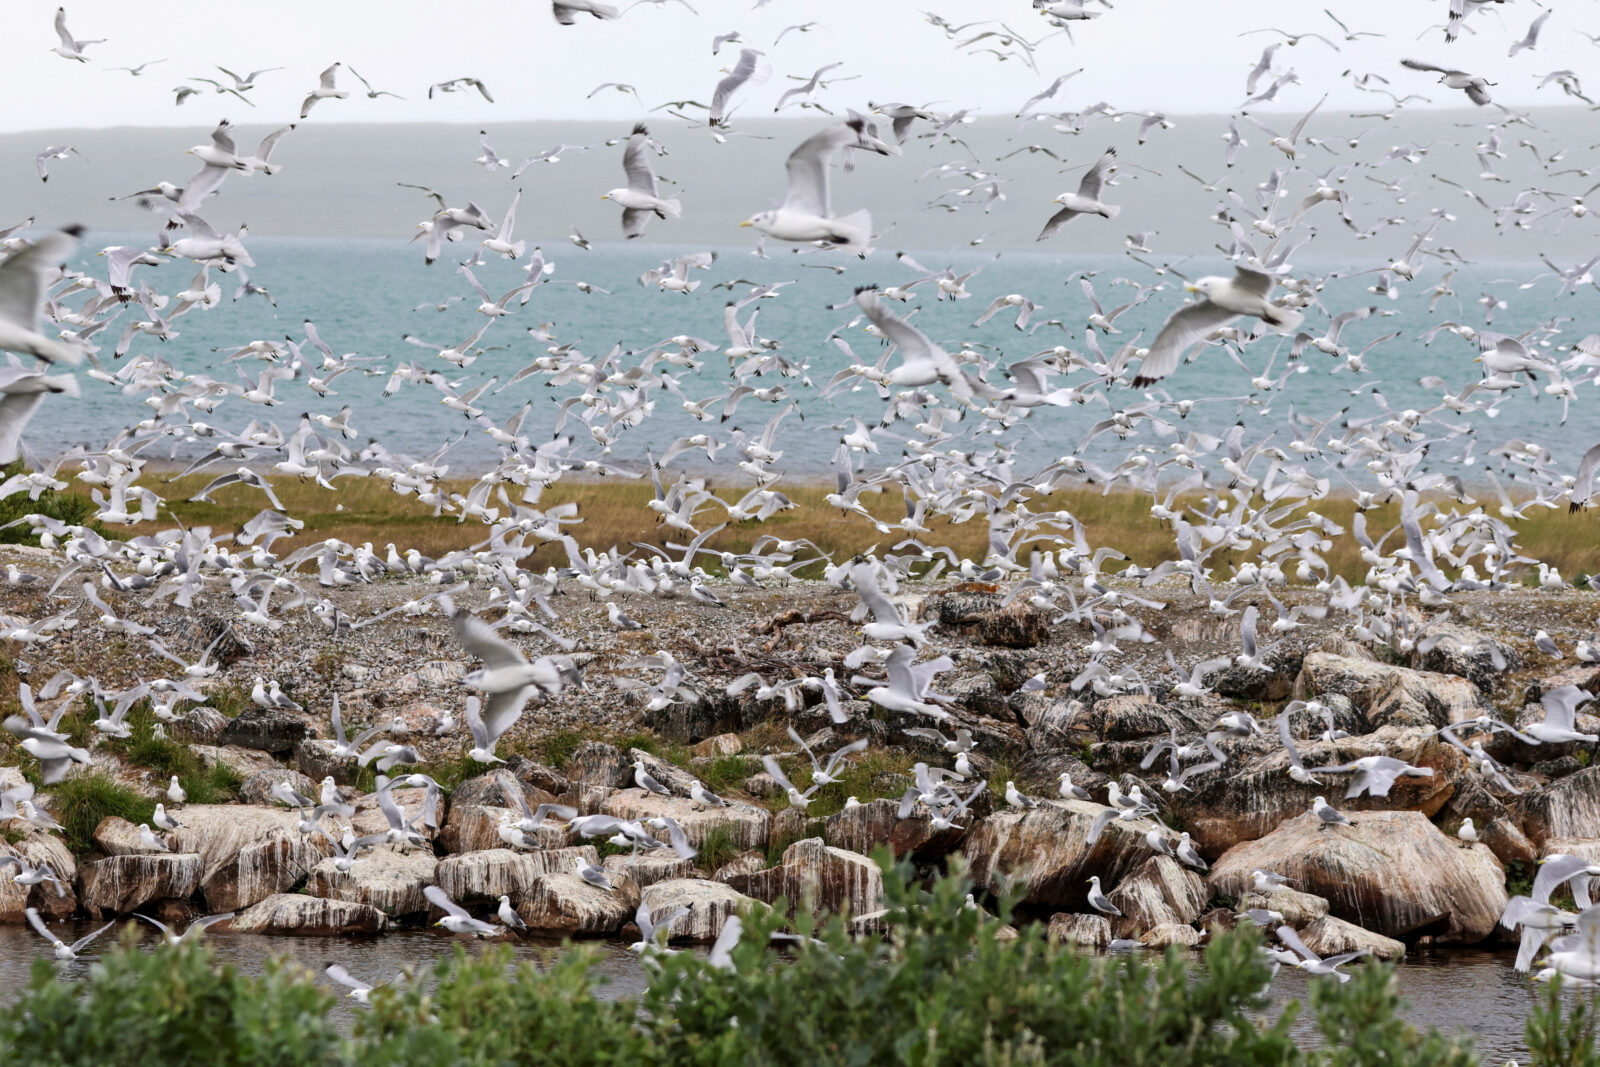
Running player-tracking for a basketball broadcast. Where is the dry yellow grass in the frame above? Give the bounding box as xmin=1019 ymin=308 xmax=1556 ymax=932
xmin=33 ymin=470 xmax=1600 ymax=584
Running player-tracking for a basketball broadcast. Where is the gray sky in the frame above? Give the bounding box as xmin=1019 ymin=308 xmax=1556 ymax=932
xmin=11 ymin=0 xmax=1598 ymax=133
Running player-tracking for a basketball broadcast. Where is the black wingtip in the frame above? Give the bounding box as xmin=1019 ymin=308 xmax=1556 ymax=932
xmin=61 ymin=223 xmax=86 ymax=238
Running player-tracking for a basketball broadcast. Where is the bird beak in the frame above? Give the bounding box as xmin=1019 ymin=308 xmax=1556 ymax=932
xmin=738 ymin=220 xmax=752 ymax=227
xmin=1184 ymin=283 xmax=1199 ymax=292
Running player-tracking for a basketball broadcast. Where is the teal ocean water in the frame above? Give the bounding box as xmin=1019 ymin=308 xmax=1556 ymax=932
xmin=44 ymin=234 xmax=1600 ymax=484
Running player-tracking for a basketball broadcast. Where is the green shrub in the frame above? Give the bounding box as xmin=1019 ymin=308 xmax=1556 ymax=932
xmin=695 ymin=824 xmax=742 ymax=872
xmin=0 ymin=460 xmax=100 ymax=546
xmin=47 ymin=773 xmax=156 ymax=854
xmin=1525 ymin=974 xmax=1600 ymax=1067
xmin=535 ymin=728 xmax=585 ymax=770
xmin=105 ymin=702 xmax=240 ymax=805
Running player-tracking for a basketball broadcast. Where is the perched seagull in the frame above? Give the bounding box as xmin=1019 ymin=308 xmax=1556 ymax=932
xmin=633 ymin=759 xmax=673 ymax=796
xmin=1311 ymin=794 xmax=1351 ymax=829
xmin=1086 ymin=875 xmax=1122 ymax=916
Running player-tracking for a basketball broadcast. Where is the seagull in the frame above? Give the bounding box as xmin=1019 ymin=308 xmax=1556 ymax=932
xmin=633 ymin=759 xmax=673 ymax=796
xmin=1037 ymin=147 xmax=1119 ymax=240
xmin=0 ymin=856 xmax=67 ymax=897
xmin=710 ymin=48 xmax=769 ymax=127
xmin=134 ymin=911 xmax=234 ymax=945
xmin=300 ymin=63 xmax=349 ymax=118
xmin=1315 ymin=755 xmax=1434 ymax=799
xmin=785 ymin=724 xmax=868 ymax=785
xmin=464 ymin=694 xmax=513 ymax=765
xmin=50 ymin=7 xmax=103 ymax=62
xmin=34 ymin=145 xmax=83 ymax=183
xmin=1525 ymin=686 xmax=1599 ymax=744
xmin=424 ymin=884 xmax=499 ymax=937
xmin=553 ymin=0 xmax=621 ymax=24
xmin=1133 ymin=267 xmax=1304 ymax=387
xmin=0 ymin=226 xmax=86 ymax=364
xmin=27 ymin=908 xmax=115 ymax=960
xmin=602 ymin=125 xmax=681 ymax=239
xmin=1311 ymin=794 xmax=1351 ymax=829
xmin=741 ymin=113 xmax=897 ymax=251
xmin=577 ymin=859 xmax=616 ymax=892
xmin=630 ymin=900 xmax=688 ymax=953
xmin=1086 ymin=875 xmax=1122 ymax=916
xmin=1276 ymin=924 xmax=1368 ymax=981
xmin=497 ymin=895 xmax=527 ymax=932
xmin=4 ymin=716 xmax=91 ymax=783
xmin=1399 ymin=59 xmax=1493 ymax=106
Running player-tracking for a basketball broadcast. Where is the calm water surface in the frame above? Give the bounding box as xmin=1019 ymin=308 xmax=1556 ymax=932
xmin=0 ymin=922 xmax=1544 ymax=1060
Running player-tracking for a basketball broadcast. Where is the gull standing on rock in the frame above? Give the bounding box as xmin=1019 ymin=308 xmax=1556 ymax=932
xmin=633 ymin=759 xmax=673 ymax=796
xmin=1086 ymin=876 xmax=1122 ymax=916
xmin=1311 ymin=795 xmax=1351 ymax=829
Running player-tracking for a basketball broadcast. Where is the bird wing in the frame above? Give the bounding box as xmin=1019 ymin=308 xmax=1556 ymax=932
xmin=70 ymin=920 xmax=117 ymax=953
xmin=1533 ymin=855 xmax=1599 ymax=904
xmin=1400 ymin=58 xmax=1447 ymax=75
xmin=423 ymin=884 xmax=468 ymax=918
xmin=0 ymin=229 xmax=81 ymax=347
xmin=820 ymin=738 xmax=870 ymax=777
xmin=326 ymin=963 xmax=372 ymax=992
xmin=1075 ymin=146 xmax=1116 ymax=200
xmin=781 ymin=123 xmax=849 ymax=217
xmin=621 ymin=125 xmax=658 ymax=197
xmin=1231 ymin=266 xmax=1275 ymax=298
xmin=760 ymin=753 xmax=799 ymax=795
xmin=1276 ymin=924 xmax=1320 ymax=963
xmin=1132 ymin=299 xmax=1238 ymax=386
xmin=450 ymin=610 xmax=527 ymax=671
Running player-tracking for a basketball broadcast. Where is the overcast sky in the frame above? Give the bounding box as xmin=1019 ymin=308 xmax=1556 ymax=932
xmin=10 ymin=0 xmax=1596 ymax=134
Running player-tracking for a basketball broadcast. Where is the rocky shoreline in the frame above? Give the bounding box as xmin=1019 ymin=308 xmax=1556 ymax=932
xmin=3 ymin=540 xmax=1598 ymax=957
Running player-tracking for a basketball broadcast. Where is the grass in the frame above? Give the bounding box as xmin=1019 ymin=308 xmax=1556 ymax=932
xmin=761 ymin=747 xmax=917 ymax=820
xmin=104 ymin=702 xmax=241 ymax=805
xmin=614 ymin=731 xmax=693 ymax=772
xmin=535 ymin=729 xmax=586 ymax=771
xmin=695 ymin=825 xmax=742 ymax=872
xmin=15 ymin=464 xmax=1599 ymax=586
xmin=49 ymin=773 xmax=156 ymax=855
xmin=697 ymin=754 xmax=756 ymax=794
xmin=0 ymin=460 xmax=101 ymax=546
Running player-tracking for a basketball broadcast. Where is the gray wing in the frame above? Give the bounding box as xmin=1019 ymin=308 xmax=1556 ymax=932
xmin=622 ymin=125 xmax=658 ymax=197
xmin=1076 ymin=147 xmax=1116 ymax=200
xmin=781 ymin=124 xmax=846 ymax=217
xmin=621 ymin=207 xmax=652 ymax=239
xmin=760 ymin=754 xmax=799 ymax=794
xmin=1400 ymin=58 xmax=1448 ymax=75
xmin=423 ymin=884 xmax=468 ymax=918
xmin=451 ymin=611 xmax=527 ymax=671
xmin=0 ymin=229 xmax=81 ymax=341
xmin=1276 ymin=924 xmax=1320 ymax=963
xmin=1231 ymin=266 xmax=1275 ymax=298
xmin=1533 ymin=855 xmax=1599 ymax=904
xmin=1132 ymin=299 xmax=1238 ymax=386
xmin=71 ymin=920 xmax=117 ymax=953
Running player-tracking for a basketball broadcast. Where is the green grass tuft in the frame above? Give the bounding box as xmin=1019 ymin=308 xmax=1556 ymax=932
xmin=49 ymin=773 xmax=155 ymax=855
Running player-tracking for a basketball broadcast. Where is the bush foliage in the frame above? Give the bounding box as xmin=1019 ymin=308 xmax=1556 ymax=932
xmin=0 ymin=855 xmax=1593 ymax=1066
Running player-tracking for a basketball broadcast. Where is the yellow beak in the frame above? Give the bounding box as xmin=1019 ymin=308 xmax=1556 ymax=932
xmin=738 ymin=220 xmax=752 ymax=227
xmin=1184 ymin=283 xmax=1199 ymax=292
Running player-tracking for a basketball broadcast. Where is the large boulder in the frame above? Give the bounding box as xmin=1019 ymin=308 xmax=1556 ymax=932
xmin=0 ymin=834 xmax=76 ymax=920
xmin=1048 ymin=912 xmax=1111 ymax=948
xmin=92 ymin=816 xmax=170 ymax=856
xmin=1413 ymin=619 xmax=1519 ymax=692
xmin=1515 ymin=766 xmax=1600 ymax=849
xmin=598 ymin=789 xmax=770 ymax=851
xmin=169 ymin=707 xmax=227 ymax=746
xmin=515 ymin=872 xmax=639 ymax=936
xmin=231 ymin=893 xmax=388 ymax=935
xmin=238 ymin=768 xmax=317 ymax=808
xmin=1433 ymin=775 xmax=1536 ymax=866
xmin=78 ymin=854 xmax=202 ymax=915
xmin=219 ymin=706 xmax=315 ymax=753
xmin=1293 ymin=653 xmax=1485 ymax=730
xmin=1104 ymin=855 xmax=1208 ymax=938
xmin=433 ymin=847 xmax=598 ymax=909
xmin=566 ymin=742 xmax=633 ymax=788
xmin=293 ymin=739 xmax=359 ymax=785
xmin=351 ymin=785 xmax=439 ymax=843
xmin=306 ymin=848 xmax=436 ymax=917
xmin=439 ymin=771 xmax=563 ymax=853
xmin=165 ymin=805 xmax=332 ymax=912
xmin=1166 ymin=727 xmax=1464 ymax=857
xmin=638 ymin=879 xmax=762 ymax=943
xmin=726 ymin=838 xmax=883 ymax=918
xmin=1298 ymin=915 xmax=1406 ymax=961
xmin=961 ymin=801 xmax=1182 ymax=911
xmin=927 ymin=591 xmax=1049 ymax=649
xmin=1241 ymin=888 xmax=1328 ymax=927
xmin=823 ymin=798 xmax=965 ymax=861
xmin=1209 ymin=811 xmax=1505 ymax=943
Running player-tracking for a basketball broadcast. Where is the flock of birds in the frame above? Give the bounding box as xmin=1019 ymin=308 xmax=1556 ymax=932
xmin=4 ymin=0 xmax=1600 ymax=1002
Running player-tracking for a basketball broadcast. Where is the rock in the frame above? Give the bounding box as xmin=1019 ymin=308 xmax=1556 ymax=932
xmin=1515 ymin=766 xmax=1600 ymax=849
xmin=433 ymin=847 xmax=599 ymax=909
xmin=167 ymin=613 xmax=251 ymax=666
xmin=1022 ymin=699 xmax=1091 ymax=751
xmin=1434 ymin=775 xmax=1537 ymax=867
xmin=642 ymin=686 xmax=743 ymax=743
xmin=639 ymin=879 xmax=761 ymax=942
xmin=598 ymin=790 xmax=770 ymax=851
xmin=92 ymin=816 xmax=169 ymax=856
xmin=306 ymin=847 xmax=436 ymax=917
xmin=1142 ymin=923 xmax=1203 ymax=948
xmin=627 ymin=749 xmax=699 ymax=795
xmin=962 ymin=801 xmax=1191 ymax=911
xmin=1214 ymin=647 xmax=1301 ymax=703
xmin=927 ymin=592 xmax=1049 ymax=649
xmin=823 ymin=798 xmax=965 ymax=861
xmin=78 ymin=853 xmax=202 ymax=915
xmin=1297 ymin=915 xmax=1406 ymax=961
xmin=293 ymin=739 xmax=359 ymax=785
xmin=1166 ymin=727 xmax=1464 ymax=857
xmin=1413 ymin=620 xmax=1520 ymax=692
xmin=165 ymin=805 xmax=332 ymax=912
xmin=515 ymin=872 xmax=639 ymax=935
xmin=188 ymin=745 xmax=281 ymax=777
xmin=604 ymin=852 xmax=693 ymax=889
xmin=0 ymin=834 xmax=76 ymax=920
xmin=1104 ymin=855 xmax=1208 ymax=938
xmin=726 ymin=838 xmax=883 ymax=918
xmin=231 ymin=893 xmax=387 ymax=935
xmin=1241 ymin=888 xmax=1329 ymax=927
xmin=439 ymin=772 xmax=561 ymax=854
xmin=1099 ymin=695 xmax=1174 ymax=742
xmin=944 ymin=674 xmax=1010 ymax=719
xmin=692 ymin=733 xmax=744 ymax=758
xmin=351 ymin=786 xmax=438 ymax=844
xmin=1293 ymin=653 xmax=1485 ymax=730
xmin=169 ymin=707 xmax=227 ymax=746
xmin=238 ymin=768 xmax=317 ymax=808
xmin=218 ymin=706 xmax=315 ymax=753
xmin=566 ymin=742 xmax=632 ymax=788
xmin=1048 ymin=912 xmax=1111 ymax=948
xmin=713 ymin=851 xmax=766 ymax=883
xmin=1209 ymin=810 xmax=1506 ymax=943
